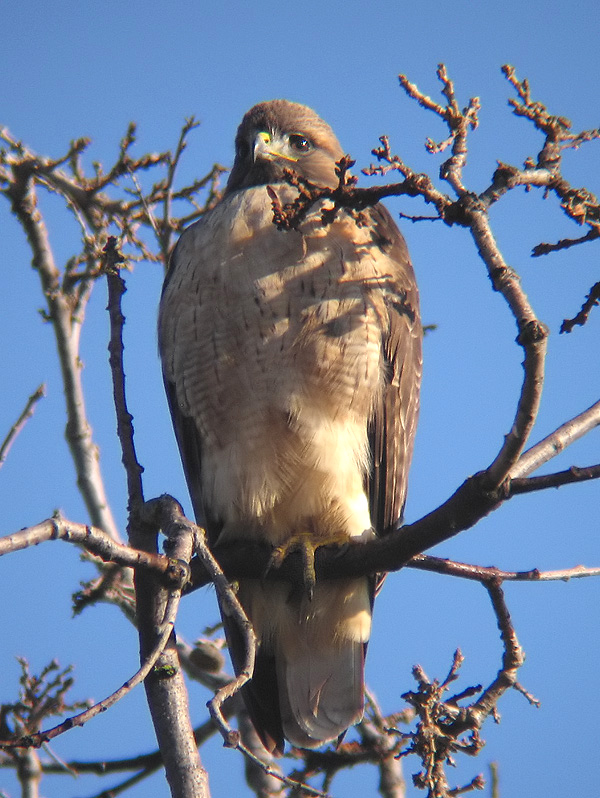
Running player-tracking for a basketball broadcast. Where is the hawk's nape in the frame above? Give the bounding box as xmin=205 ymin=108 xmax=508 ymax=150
xmin=158 ymin=100 xmax=422 ymax=753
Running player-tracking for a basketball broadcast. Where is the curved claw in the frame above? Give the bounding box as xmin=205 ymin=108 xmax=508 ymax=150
xmin=268 ymin=534 xmax=317 ymax=601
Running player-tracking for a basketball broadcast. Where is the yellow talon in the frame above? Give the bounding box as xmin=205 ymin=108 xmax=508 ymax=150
xmin=267 ymin=527 xmax=354 ymax=602
xmin=268 ymin=533 xmax=317 ymax=601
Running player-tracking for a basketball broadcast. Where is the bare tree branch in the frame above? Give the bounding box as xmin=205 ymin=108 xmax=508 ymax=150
xmin=398 ymin=580 xmax=529 ymax=797
xmin=1 ymin=161 xmax=120 ymax=540
xmin=0 ymin=592 xmax=178 ymax=750
xmin=103 ymin=238 xmax=145 ymax=508
xmin=104 ymin=249 xmax=209 ymax=797
xmin=0 ymin=515 xmax=168 ymax=573
xmin=510 ymin=398 xmax=600 ymax=478
xmin=0 ymin=120 xmax=223 ymax=546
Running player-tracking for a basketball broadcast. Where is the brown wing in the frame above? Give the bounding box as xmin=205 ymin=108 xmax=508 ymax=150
xmin=367 ymin=204 xmax=422 ymax=537
xmin=159 ymin=234 xmax=222 ymax=545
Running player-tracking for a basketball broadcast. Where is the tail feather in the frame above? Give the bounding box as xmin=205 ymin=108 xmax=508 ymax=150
xmin=277 ymin=640 xmax=365 ymax=748
xmin=229 ymin=577 xmax=371 ymax=752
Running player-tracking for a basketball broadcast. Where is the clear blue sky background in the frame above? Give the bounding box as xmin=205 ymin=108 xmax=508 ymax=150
xmin=1 ymin=2 xmax=598 ymax=797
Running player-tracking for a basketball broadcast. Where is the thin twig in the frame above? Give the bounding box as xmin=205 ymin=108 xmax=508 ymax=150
xmin=560 ymin=280 xmax=600 ymax=334
xmin=507 ymin=464 xmax=600 ymax=494
xmin=510 ymin=398 xmax=600 ymax=479
xmin=103 ymin=237 xmax=145 ymax=511
xmin=408 ymin=555 xmax=600 ymax=583
xmin=159 ymin=117 xmax=201 ymax=261
xmin=238 ymin=710 xmax=285 ymax=798
xmin=0 ymin=384 xmax=45 ymax=468
xmin=197 ymin=529 xmax=257 ymax=747
xmin=532 ymin=227 xmax=600 ymax=256
xmin=468 ymin=580 xmax=529 ymax=721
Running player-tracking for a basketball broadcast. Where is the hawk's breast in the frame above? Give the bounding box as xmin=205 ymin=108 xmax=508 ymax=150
xmin=162 ymin=187 xmax=391 ymax=544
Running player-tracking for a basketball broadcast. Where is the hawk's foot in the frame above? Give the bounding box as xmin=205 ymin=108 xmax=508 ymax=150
xmin=269 ymin=534 xmax=317 ymax=601
xmin=267 ymin=530 xmax=351 ymax=601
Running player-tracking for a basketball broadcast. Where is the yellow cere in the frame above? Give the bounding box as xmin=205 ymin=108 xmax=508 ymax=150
xmin=256 ymin=130 xmax=298 ymax=163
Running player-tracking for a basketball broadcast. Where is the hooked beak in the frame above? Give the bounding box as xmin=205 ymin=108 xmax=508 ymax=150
xmin=253 ymin=131 xmax=298 ymax=163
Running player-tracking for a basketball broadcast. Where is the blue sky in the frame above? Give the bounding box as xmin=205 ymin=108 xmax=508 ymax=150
xmin=1 ymin=2 xmax=599 ymax=797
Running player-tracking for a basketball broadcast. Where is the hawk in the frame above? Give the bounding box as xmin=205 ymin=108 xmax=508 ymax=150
xmin=158 ymin=100 xmax=422 ymax=753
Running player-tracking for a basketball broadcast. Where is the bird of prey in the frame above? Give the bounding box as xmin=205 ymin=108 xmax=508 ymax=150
xmin=158 ymin=100 xmax=422 ymax=753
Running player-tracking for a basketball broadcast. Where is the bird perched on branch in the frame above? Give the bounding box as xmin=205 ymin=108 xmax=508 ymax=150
xmin=158 ymin=100 xmax=422 ymax=753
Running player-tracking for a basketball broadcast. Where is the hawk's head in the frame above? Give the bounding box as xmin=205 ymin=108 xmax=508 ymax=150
xmin=225 ymin=100 xmax=345 ymax=194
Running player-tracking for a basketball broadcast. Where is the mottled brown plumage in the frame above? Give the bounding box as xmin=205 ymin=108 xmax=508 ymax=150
xmin=158 ymin=100 xmax=422 ymax=753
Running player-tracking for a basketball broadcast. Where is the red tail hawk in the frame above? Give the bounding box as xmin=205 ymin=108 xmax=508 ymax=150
xmin=158 ymin=100 xmax=421 ymax=753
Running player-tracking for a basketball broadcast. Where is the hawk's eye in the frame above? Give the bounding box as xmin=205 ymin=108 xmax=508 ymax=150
xmin=288 ymin=134 xmax=312 ymax=153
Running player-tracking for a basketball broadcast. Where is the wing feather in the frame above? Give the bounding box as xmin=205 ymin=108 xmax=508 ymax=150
xmin=367 ymin=204 xmax=422 ymax=536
